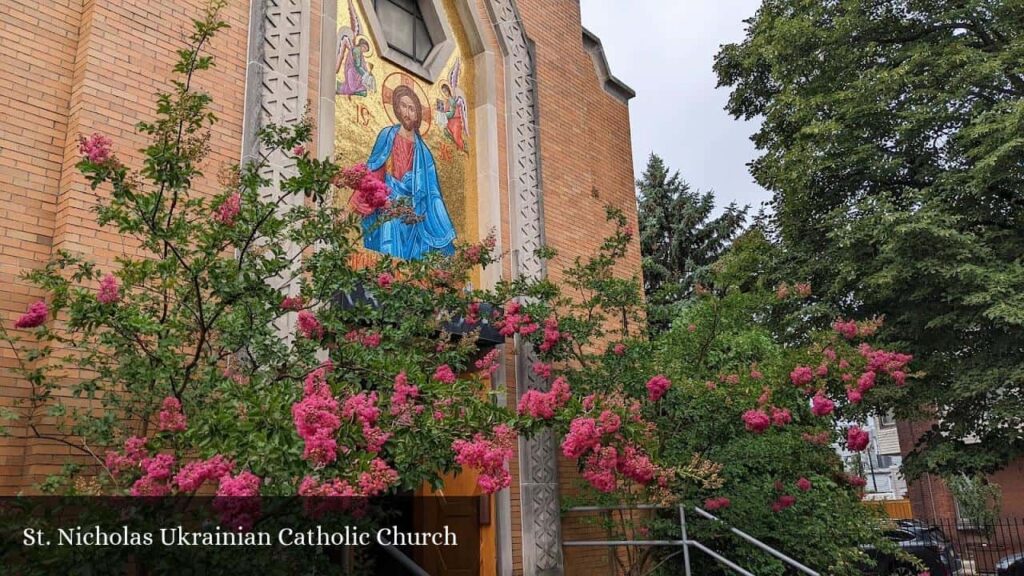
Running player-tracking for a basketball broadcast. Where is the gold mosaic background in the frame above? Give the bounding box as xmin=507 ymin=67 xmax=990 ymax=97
xmin=333 ymin=0 xmax=478 ymax=248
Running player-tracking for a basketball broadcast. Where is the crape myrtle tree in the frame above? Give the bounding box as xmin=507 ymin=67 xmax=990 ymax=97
xmin=521 ymin=232 xmax=920 ymax=576
xmin=0 ymin=3 xmax=676 ymax=505
xmin=715 ymin=0 xmax=1024 ymax=478
xmin=637 ymin=154 xmax=747 ymax=334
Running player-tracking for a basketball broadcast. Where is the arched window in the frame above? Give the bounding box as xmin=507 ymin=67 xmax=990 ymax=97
xmin=374 ymin=0 xmax=434 ymax=63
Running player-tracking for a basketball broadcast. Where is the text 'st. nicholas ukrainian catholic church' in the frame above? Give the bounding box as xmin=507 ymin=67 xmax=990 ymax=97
xmin=0 ymin=1 xmax=638 ymax=574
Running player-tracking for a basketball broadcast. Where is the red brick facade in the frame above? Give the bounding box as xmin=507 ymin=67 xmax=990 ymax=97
xmin=898 ymin=421 xmax=1024 ymax=521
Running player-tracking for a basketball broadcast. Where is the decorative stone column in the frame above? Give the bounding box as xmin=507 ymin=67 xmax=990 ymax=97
xmin=484 ymin=0 xmax=563 ymax=574
xmin=241 ymin=0 xmax=311 ymax=334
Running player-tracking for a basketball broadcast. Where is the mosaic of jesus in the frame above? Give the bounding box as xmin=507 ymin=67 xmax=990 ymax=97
xmin=362 ymin=75 xmax=456 ymax=260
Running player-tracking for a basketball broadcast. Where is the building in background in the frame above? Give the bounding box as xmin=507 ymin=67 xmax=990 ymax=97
xmin=0 ymin=1 xmax=638 ymax=574
xmin=842 ymin=414 xmax=908 ymax=502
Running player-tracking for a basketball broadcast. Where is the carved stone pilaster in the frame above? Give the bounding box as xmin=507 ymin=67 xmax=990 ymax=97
xmin=242 ymin=0 xmax=311 ymax=333
xmin=484 ymin=0 xmax=561 ymax=574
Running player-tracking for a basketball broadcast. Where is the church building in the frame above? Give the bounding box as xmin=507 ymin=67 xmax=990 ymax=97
xmin=0 ymin=1 xmax=640 ymax=574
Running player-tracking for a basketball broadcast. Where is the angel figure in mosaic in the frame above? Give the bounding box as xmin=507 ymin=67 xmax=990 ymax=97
xmin=337 ymin=0 xmax=376 ymax=97
xmin=435 ymin=59 xmax=469 ymax=151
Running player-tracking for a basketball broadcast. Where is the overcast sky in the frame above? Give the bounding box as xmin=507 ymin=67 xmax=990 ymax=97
xmin=580 ymin=0 xmax=770 ymax=214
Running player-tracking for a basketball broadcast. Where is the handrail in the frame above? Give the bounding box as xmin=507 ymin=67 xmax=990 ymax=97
xmin=562 ymin=503 xmax=821 ymax=576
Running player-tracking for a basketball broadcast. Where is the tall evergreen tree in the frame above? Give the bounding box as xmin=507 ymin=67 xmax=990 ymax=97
xmin=637 ymin=154 xmax=747 ymax=332
xmin=715 ymin=0 xmax=1024 ymax=477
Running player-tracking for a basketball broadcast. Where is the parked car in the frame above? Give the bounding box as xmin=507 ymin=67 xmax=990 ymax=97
xmin=862 ymin=519 xmax=964 ymax=576
xmin=997 ymin=552 xmax=1024 ymax=576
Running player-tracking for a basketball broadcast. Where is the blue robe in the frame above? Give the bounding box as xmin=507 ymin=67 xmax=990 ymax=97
xmin=362 ymin=125 xmax=456 ymax=260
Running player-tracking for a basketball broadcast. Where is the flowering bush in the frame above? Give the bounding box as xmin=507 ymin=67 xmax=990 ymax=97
xmin=600 ymin=232 xmax=922 ymax=576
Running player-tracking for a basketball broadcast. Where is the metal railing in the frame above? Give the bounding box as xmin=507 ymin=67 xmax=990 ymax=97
xmin=915 ymin=517 xmax=1024 ymax=575
xmin=563 ymin=503 xmax=820 ymax=576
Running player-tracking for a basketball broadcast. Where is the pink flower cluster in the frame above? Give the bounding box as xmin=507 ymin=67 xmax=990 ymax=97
xmin=833 ymin=317 xmax=882 ymax=340
xmin=390 ymin=372 xmax=423 ymax=424
xmin=299 ymin=476 xmax=359 ymax=497
xmin=645 ymin=375 xmax=671 ymax=402
xmin=214 ymin=471 xmax=262 ymax=531
xmin=574 ymin=438 xmax=661 ymax=493
xmin=833 ymin=319 xmax=858 ymax=339
xmin=131 ymin=453 xmax=176 ymax=496
xmin=742 ymin=409 xmax=771 ymax=434
xmin=598 ymin=410 xmax=622 ymax=435
xmin=771 ymin=494 xmax=797 ymax=513
xmin=744 ymin=401 xmax=794 ymax=433
xmin=98 ymin=274 xmax=121 ymax=304
xmin=770 ymin=407 xmax=792 ymax=426
xmin=843 ymin=473 xmax=867 ymax=488
xmin=790 ymin=366 xmax=814 ymax=387
xmin=538 ymin=318 xmax=562 ymax=352
xmin=497 ymin=301 xmax=538 ymax=337
xmin=518 ymin=377 xmax=571 ymax=419
xmin=292 ymin=366 xmax=341 ymax=467
xmin=342 ymin=391 xmax=390 ymax=453
xmin=342 ymin=391 xmax=380 ymax=426
xmin=561 ymin=417 xmax=602 ymax=458
xmin=214 ymin=192 xmax=241 ymax=226
xmin=296 ymin=310 xmax=324 ymax=340
xmin=280 ymin=295 xmax=304 ymax=311
xmin=14 ymin=300 xmax=48 ymax=329
xmin=78 ymin=133 xmax=113 ymax=163
xmin=704 ymin=497 xmax=731 ymax=511
xmin=811 ymin=392 xmax=835 ymax=417
xmin=358 ymin=458 xmax=400 ymax=497
xmin=345 ymin=329 xmax=381 ymax=348
xmin=377 ymin=272 xmax=394 ymax=289
xmin=341 ymin=164 xmax=391 ymax=216
xmin=846 ymin=426 xmax=870 ymax=451
xmin=528 ymin=362 xmax=550 ymax=380
xmin=462 ymin=244 xmax=484 ymax=265
xmin=433 ymin=364 xmax=456 ymax=385
xmin=582 ymin=446 xmax=619 ymax=492
xmin=475 ymin=348 xmax=502 ymax=376
xmin=859 ymin=343 xmax=912 ymax=386
xmin=174 ymin=455 xmax=235 ymax=493
xmin=613 ymin=343 xmax=626 ymax=356
xmin=796 ymin=477 xmax=813 ymax=492
xmin=157 ymin=396 xmax=187 ymax=433
xmin=105 ymin=436 xmax=148 ymax=477
xmin=452 ymin=424 xmax=516 ymax=493
xmin=616 ymin=444 xmax=657 ymax=484
xmin=464 ymin=301 xmax=482 ymax=325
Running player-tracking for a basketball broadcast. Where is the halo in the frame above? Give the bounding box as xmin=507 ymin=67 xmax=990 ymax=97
xmin=354 ymin=34 xmax=373 ymax=57
xmin=381 ymin=72 xmax=432 ymax=136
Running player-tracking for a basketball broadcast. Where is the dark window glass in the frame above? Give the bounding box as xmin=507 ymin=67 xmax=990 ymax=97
xmin=374 ymin=0 xmax=434 ymax=64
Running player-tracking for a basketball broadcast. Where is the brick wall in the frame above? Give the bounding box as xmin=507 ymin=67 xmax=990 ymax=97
xmin=517 ymin=1 xmax=639 ymax=574
xmin=899 ymin=420 xmax=1024 ymax=521
xmin=0 ymin=0 xmax=249 ymax=491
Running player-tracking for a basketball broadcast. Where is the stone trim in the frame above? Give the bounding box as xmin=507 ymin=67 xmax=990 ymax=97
xmin=357 ymin=0 xmax=456 ymax=83
xmin=483 ymin=0 xmax=563 ymax=574
xmin=581 ymin=27 xmax=635 ymax=104
xmin=242 ymin=0 xmax=312 ymax=337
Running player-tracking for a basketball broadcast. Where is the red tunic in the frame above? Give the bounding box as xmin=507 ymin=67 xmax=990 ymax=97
xmin=375 ymin=133 xmax=415 ymax=181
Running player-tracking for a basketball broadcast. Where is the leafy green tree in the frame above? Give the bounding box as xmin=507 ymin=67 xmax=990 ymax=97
xmin=637 ymin=154 xmax=747 ymax=332
xmin=715 ymin=0 xmax=1024 ymax=477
